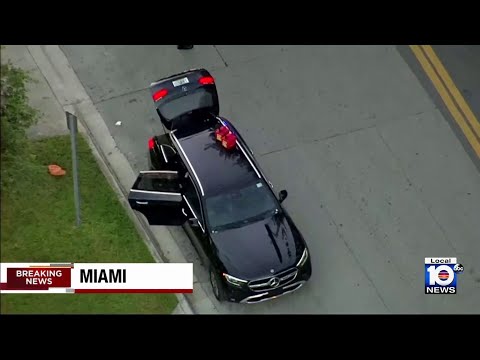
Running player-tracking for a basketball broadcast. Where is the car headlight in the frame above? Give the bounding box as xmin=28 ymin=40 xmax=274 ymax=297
xmin=296 ymin=248 xmax=309 ymax=267
xmin=223 ymin=273 xmax=248 ymax=287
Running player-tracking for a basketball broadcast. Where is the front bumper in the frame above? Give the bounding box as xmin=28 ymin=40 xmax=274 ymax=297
xmin=224 ymin=260 xmax=312 ymax=304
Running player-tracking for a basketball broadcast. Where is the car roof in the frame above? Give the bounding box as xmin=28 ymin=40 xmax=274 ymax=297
xmin=175 ymin=126 xmax=260 ymax=197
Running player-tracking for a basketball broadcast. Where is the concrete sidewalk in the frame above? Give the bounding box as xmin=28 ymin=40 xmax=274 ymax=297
xmin=1 ymin=45 xmax=201 ymax=314
xmin=1 ymin=46 xmax=69 ymax=140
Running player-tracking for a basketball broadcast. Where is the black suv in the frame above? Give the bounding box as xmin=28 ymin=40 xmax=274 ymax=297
xmin=128 ymin=69 xmax=312 ymax=304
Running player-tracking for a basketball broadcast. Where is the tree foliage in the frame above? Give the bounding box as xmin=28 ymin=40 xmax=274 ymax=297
xmin=1 ymin=50 xmax=38 ymax=157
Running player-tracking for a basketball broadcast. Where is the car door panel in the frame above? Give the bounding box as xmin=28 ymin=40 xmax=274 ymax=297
xmin=182 ymin=176 xmax=212 ymax=265
xmin=127 ymin=171 xmax=187 ymax=226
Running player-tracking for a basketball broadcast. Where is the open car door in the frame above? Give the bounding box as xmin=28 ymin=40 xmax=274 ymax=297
xmin=149 ymin=68 xmax=219 ymax=132
xmin=128 ymin=170 xmax=187 ymax=226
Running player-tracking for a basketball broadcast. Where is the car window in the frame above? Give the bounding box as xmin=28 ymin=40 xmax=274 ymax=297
xmin=204 ymin=180 xmax=279 ymax=231
xmin=136 ymin=172 xmax=179 ymax=192
xmin=159 ymin=88 xmax=216 ymax=121
xmin=183 ymin=175 xmax=202 ymax=222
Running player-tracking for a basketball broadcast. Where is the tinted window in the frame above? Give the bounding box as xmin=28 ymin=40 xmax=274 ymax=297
xmin=205 ymin=180 xmax=278 ymax=231
xmin=159 ymin=88 xmax=215 ymax=121
xmin=135 ymin=172 xmax=179 ymax=192
xmin=183 ymin=176 xmax=202 ymax=221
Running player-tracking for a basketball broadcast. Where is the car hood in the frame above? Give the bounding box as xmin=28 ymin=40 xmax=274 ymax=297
xmin=210 ymin=212 xmax=305 ymax=280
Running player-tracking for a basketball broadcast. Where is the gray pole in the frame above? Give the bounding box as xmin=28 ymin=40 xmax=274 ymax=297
xmin=66 ymin=111 xmax=81 ymax=226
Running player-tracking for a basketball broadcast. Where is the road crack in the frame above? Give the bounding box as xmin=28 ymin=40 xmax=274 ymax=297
xmin=213 ymin=45 xmax=229 ymax=67
xmin=375 ymin=127 xmax=459 ymax=253
xmin=322 ymin=204 xmax=391 ymax=312
xmin=259 ymin=124 xmax=377 ymax=157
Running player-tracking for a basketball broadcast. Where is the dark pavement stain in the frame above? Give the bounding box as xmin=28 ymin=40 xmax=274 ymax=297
xmin=462 ymin=88 xmax=472 ymax=99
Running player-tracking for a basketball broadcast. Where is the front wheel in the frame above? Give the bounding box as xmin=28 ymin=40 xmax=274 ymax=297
xmin=209 ymin=266 xmax=227 ymax=302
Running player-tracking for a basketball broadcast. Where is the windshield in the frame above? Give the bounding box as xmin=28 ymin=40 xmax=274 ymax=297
xmin=205 ymin=180 xmax=279 ymax=231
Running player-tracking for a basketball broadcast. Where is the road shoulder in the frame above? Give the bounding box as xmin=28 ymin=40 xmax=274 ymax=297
xmin=21 ymin=45 xmax=217 ymax=314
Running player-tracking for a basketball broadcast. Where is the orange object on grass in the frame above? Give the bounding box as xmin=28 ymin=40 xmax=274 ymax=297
xmin=48 ymin=164 xmax=66 ymax=176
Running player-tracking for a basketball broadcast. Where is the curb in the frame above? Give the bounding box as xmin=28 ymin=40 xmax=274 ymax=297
xmin=26 ymin=45 xmax=198 ymax=314
xmin=77 ymin=118 xmax=195 ymax=315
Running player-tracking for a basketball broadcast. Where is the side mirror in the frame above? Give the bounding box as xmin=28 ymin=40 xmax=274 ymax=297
xmin=188 ymin=218 xmax=199 ymax=227
xmin=279 ymin=190 xmax=288 ymax=203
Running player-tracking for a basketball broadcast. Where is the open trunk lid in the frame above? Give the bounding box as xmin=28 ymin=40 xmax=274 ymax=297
xmin=149 ymin=68 xmax=219 ymax=131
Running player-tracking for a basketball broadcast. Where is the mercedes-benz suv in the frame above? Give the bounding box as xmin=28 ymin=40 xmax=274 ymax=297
xmin=127 ymin=68 xmax=312 ymax=304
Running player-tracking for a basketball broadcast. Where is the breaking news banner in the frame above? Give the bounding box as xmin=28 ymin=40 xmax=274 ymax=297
xmin=425 ymin=257 xmax=464 ymax=294
xmin=0 ymin=263 xmax=193 ymax=294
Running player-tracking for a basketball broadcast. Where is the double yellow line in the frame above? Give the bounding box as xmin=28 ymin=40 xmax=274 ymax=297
xmin=410 ymin=45 xmax=480 ymax=158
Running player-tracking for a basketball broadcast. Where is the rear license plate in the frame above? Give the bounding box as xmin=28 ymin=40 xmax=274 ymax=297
xmin=172 ymin=77 xmax=189 ymax=87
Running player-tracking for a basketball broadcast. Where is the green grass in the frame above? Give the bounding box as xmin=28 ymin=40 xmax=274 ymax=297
xmin=1 ymin=135 xmax=178 ymax=314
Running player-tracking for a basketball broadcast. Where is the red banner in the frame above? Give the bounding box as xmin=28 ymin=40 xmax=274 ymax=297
xmin=4 ymin=267 xmax=71 ymax=290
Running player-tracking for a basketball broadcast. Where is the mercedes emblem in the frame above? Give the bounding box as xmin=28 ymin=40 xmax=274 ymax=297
xmin=268 ymin=277 xmax=280 ymax=288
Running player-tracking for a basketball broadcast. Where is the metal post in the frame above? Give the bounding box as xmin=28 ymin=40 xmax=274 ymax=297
xmin=66 ymin=111 xmax=81 ymax=226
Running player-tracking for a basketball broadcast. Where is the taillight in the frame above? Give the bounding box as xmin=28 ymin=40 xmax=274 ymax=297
xmin=152 ymin=88 xmax=168 ymax=102
xmin=148 ymin=138 xmax=155 ymax=150
xmin=199 ymin=76 xmax=215 ymax=85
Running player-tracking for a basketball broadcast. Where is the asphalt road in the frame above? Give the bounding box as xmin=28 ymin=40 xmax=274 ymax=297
xmin=61 ymin=45 xmax=480 ymax=314
xmin=432 ymin=45 xmax=480 ymax=118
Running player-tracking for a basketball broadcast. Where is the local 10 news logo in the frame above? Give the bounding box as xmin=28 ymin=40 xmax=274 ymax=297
xmin=425 ymin=257 xmax=464 ymax=294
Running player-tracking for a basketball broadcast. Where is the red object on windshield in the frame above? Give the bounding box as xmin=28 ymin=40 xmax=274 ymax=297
xmin=222 ymin=132 xmax=237 ymax=150
xmin=215 ymin=126 xmax=230 ymax=141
